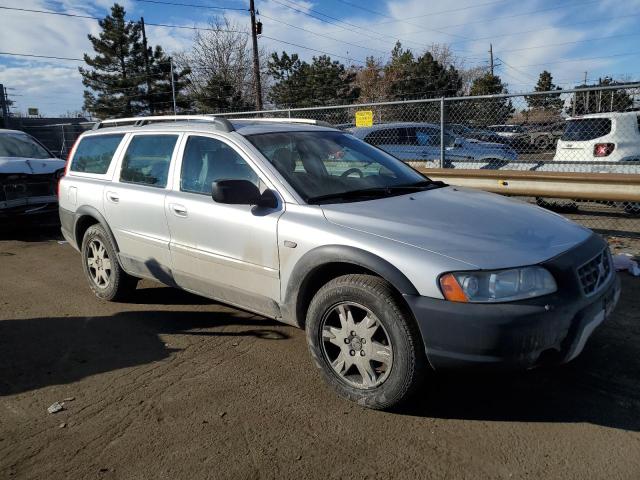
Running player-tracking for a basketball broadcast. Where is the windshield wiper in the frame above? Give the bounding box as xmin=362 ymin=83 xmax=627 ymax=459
xmin=306 ymin=180 xmax=445 ymax=204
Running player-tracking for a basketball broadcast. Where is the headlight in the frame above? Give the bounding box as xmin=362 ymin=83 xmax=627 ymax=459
xmin=439 ymin=267 xmax=557 ymax=303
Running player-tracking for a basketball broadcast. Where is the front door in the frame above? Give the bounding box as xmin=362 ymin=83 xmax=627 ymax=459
xmin=165 ymin=134 xmax=284 ymax=317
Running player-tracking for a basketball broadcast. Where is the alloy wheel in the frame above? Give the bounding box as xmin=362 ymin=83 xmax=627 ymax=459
xmin=86 ymin=239 xmax=112 ymax=288
xmin=320 ymin=302 xmax=393 ymax=389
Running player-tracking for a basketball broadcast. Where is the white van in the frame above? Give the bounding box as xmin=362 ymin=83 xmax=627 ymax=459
xmin=554 ymin=112 xmax=640 ymax=164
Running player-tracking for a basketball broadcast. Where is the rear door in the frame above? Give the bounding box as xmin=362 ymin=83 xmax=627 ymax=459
xmin=164 ymin=134 xmax=284 ymax=317
xmin=103 ymin=133 xmax=180 ymax=283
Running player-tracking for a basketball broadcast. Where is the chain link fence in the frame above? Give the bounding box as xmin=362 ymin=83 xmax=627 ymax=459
xmin=218 ymin=83 xmax=640 ymax=236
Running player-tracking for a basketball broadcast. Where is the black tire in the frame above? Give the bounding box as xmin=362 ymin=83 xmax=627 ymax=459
xmin=534 ymin=136 xmax=550 ymax=151
xmin=305 ymin=274 xmax=426 ymax=410
xmin=81 ymin=224 xmax=138 ymax=301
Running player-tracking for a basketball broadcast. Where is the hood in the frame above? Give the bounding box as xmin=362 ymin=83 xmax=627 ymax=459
xmin=321 ymin=186 xmax=591 ymax=270
xmin=0 ymin=157 xmax=66 ymax=175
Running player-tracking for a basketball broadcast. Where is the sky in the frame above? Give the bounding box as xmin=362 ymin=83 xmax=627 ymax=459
xmin=1 ymin=0 xmax=640 ymax=116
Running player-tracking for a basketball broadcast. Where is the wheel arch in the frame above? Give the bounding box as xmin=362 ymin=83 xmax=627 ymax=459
xmin=282 ymin=245 xmax=419 ymax=328
xmin=74 ymin=206 xmax=120 ymax=253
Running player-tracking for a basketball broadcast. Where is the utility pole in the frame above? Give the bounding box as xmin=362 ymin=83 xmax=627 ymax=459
xmin=0 ymin=84 xmax=8 ymax=127
xmin=584 ymin=72 xmax=589 ymax=113
xmin=170 ymin=58 xmax=177 ymax=115
xmin=140 ymin=17 xmax=154 ymax=114
xmin=489 ymin=43 xmax=494 ymax=76
xmin=249 ymin=0 xmax=263 ymax=111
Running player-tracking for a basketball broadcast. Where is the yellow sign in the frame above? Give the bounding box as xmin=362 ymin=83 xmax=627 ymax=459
xmin=355 ymin=110 xmax=373 ymax=127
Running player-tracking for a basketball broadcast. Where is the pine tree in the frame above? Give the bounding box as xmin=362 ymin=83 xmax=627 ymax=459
xmin=385 ymin=42 xmax=461 ymax=100
xmin=267 ymin=53 xmax=359 ymax=108
xmin=464 ymin=73 xmax=514 ymax=126
xmin=526 ymin=71 xmax=563 ymax=112
xmin=147 ymin=48 xmax=192 ymax=113
xmin=80 ymin=3 xmax=191 ymax=117
xmin=79 ymin=4 xmax=147 ymax=118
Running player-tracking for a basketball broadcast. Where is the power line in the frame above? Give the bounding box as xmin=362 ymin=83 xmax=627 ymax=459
xmin=415 ymin=0 xmax=600 ymax=33
xmin=132 ymin=0 xmax=247 ymax=11
xmin=451 ymin=10 xmax=640 ymax=46
xmin=268 ymin=0 xmax=436 ymax=52
xmin=372 ymin=0 xmax=510 ymax=24
xmin=0 ymin=5 xmax=247 ymax=33
xmin=0 ymin=51 xmax=84 ymax=61
xmin=499 ymin=31 xmax=640 ymax=54
xmin=260 ymin=35 xmax=365 ymax=64
xmin=259 ymin=13 xmax=388 ymax=56
xmin=332 ymin=0 xmax=470 ymax=41
xmin=510 ymin=51 xmax=640 ymax=69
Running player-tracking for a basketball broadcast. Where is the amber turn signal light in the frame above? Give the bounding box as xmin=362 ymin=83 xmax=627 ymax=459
xmin=439 ymin=273 xmax=469 ymax=303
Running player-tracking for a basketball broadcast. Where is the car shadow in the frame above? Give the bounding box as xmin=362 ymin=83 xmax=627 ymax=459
xmin=0 ymin=310 xmax=289 ymax=396
xmin=0 ymin=214 xmax=62 ymax=242
xmin=396 ymin=279 xmax=640 ymax=432
xmin=129 ymin=286 xmax=215 ymax=306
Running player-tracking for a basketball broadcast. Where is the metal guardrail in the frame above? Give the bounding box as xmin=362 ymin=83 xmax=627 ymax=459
xmin=413 ymin=167 xmax=640 ymax=202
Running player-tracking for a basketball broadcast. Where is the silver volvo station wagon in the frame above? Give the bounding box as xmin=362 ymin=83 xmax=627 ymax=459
xmin=58 ymin=116 xmax=621 ymax=409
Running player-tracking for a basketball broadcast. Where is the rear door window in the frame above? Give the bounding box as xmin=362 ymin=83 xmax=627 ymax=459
xmin=561 ymin=118 xmax=612 ymax=141
xmin=120 ymin=135 xmax=178 ymax=188
xmin=70 ymin=134 xmax=125 ymax=174
xmin=364 ymin=129 xmax=400 ymax=146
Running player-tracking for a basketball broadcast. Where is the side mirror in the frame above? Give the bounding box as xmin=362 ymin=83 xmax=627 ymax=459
xmin=211 ymin=179 xmax=278 ymax=208
xmin=453 ymin=138 xmax=464 ymax=148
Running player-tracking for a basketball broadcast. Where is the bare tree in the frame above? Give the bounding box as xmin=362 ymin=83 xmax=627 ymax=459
xmin=428 ymin=43 xmax=486 ymax=95
xmin=175 ymin=16 xmax=258 ymax=112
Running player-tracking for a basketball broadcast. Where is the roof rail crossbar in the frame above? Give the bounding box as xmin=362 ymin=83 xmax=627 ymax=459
xmin=92 ymin=115 xmax=235 ymax=132
xmin=233 ymin=117 xmax=334 ymax=128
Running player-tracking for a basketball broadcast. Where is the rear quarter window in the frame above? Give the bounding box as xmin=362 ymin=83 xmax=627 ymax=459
xmin=561 ymin=118 xmax=612 ymax=141
xmin=70 ymin=134 xmax=125 ymax=174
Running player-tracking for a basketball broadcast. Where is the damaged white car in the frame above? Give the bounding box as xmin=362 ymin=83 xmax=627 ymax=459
xmin=0 ymin=129 xmax=65 ymax=218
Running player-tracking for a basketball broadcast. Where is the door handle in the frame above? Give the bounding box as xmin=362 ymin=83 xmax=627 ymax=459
xmin=106 ymin=191 xmax=120 ymax=203
xmin=170 ymin=203 xmax=188 ymax=217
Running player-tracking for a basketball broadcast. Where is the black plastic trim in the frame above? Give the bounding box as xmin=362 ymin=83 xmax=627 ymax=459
xmin=282 ymin=245 xmax=419 ymax=326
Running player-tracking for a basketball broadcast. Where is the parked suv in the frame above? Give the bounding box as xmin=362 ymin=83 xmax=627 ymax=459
xmin=350 ymin=122 xmax=517 ymax=169
xmin=554 ymin=112 xmax=640 ymax=165
xmin=59 ymin=116 xmax=620 ymax=409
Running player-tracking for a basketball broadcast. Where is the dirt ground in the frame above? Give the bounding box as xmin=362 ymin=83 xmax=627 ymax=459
xmin=1 ymin=222 xmax=639 ymax=480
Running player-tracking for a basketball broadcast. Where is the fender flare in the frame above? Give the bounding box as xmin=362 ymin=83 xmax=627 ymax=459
xmin=282 ymin=245 xmax=418 ymax=326
xmin=74 ymin=205 xmax=120 ymax=252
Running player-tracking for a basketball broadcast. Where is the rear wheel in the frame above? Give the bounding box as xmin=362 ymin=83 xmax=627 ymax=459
xmin=306 ymin=274 xmax=426 ymax=410
xmin=534 ymin=135 xmax=551 ymax=151
xmin=81 ymin=224 xmax=138 ymax=301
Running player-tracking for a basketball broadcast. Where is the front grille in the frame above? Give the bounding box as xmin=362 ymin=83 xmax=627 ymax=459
xmin=577 ymin=248 xmax=612 ymax=296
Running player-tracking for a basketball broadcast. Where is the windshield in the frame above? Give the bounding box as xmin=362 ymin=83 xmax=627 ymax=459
xmin=0 ymin=132 xmax=52 ymax=159
xmin=561 ymin=118 xmax=612 ymax=141
xmin=247 ymin=131 xmax=430 ymax=203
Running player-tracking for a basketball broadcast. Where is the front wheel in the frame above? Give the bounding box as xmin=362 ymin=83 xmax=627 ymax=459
xmin=306 ymin=274 xmax=426 ymax=409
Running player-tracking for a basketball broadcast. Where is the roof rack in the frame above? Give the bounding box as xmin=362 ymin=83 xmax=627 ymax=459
xmin=233 ymin=117 xmax=334 ymax=128
xmin=92 ymin=115 xmax=235 ymax=132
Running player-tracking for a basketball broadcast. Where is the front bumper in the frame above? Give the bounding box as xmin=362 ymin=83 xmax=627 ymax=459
xmin=404 ymin=234 xmax=621 ymax=370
